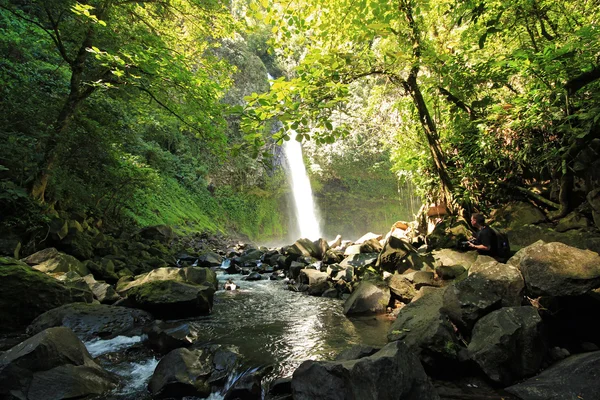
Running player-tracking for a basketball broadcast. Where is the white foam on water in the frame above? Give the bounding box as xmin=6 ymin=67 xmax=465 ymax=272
xmin=85 ymin=335 xmax=145 ymax=357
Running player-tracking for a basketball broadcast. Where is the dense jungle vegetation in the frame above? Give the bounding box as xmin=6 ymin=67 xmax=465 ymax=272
xmin=1 ymin=0 xmax=599 ymax=246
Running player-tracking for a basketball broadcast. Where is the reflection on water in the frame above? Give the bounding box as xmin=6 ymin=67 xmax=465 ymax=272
xmin=193 ymin=272 xmax=392 ymax=379
xmin=94 ymin=271 xmax=392 ymax=398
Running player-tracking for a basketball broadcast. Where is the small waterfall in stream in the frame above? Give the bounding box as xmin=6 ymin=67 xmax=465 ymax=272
xmin=282 ymin=138 xmax=322 ymax=241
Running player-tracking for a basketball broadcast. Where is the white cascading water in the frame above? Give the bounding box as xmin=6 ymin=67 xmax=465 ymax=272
xmin=283 ymin=138 xmax=322 ymax=240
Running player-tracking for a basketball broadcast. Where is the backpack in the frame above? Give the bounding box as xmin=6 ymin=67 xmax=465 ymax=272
xmin=491 ymin=228 xmax=511 ymax=261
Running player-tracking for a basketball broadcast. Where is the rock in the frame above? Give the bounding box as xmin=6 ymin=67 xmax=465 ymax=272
xmin=22 ymin=247 xmax=59 ymax=265
xmin=197 ymin=251 xmax=223 ymax=268
xmin=0 ymin=327 xmax=118 ymax=400
xmin=509 ymin=241 xmax=600 ymax=297
xmin=491 ymin=201 xmax=547 ymax=228
xmin=425 ymin=218 xmax=472 ymax=250
xmin=402 ymin=270 xmax=436 ymax=288
xmin=375 ymin=236 xmax=419 ymax=273
xmin=25 ymin=250 xmax=89 ymax=276
xmin=55 ymin=271 xmax=94 ymax=303
xmin=298 ymin=268 xmax=328 ymax=286
xmin=85 ymin=259 xmax=119 ymax=283
xmin=267 ymin=377 xmax=292 ymax=399
xmin=125 ymin=280 xmax=215 ymax=319
xmin=387 ymin=273 xmax=418 ymax=303
xmin=148 ymin=347 xmax=214 ymax=398
xmin=116 ymin=266 xmax=218 ymax=293
xmin=138 ymin=225 xmax=175 ymax=242
xmin=344 ymin=244 xmax=362 ymax=256
xmin=26 ymin=303 xmax=153 ymax=340
xmin=468 ymin=306 xmax=546 ymax=385
xmin=555 ymin=211 xmax=591 ymax=232
xmin=340 ymin=253 xmax=378 ymax=268
xmin=288 ymin=261 xmax=306 ymax=280
xmin=505 ymin=351 xmax=600 ymax=400
xmin=291 ymin=340 xmax=439 ymax=400
xmin=360 ymin=238 xmax=383 ymax=253
xmin=343 ymin=280 xmax=390 ymax=315
xmin=322 ymin=249 xmax=342 ymax=264
xmin=287 ymin=238 xmax=322 ymax=259
xmin=507 ymin=223 xmax=600 ymax=254
xmin=435 ymin=265 xmax=466 ymax=280
xmin=0 ymin=259 xmax=77 ymax=333
xmin=82 ymin=274 xmax=120 ymax=304
xmin=321 ymin=288 xmax=338 ymax=298
xmin=245 ymin=271 xmax=263 ymax=281
xmin=144 ymin=320 xmax=201 ymax=353
xmin=388 ymin=287 xmax=461 ymax=374
xmin=334 ymin=345 xmax=380 ymax=361
xmin=442 ymin=261 xmax=524 ymax=333
xmin=432 ymin=248 xmax=479 ymax=271
xmin=224 ymin=366 xmax=272 ymax=400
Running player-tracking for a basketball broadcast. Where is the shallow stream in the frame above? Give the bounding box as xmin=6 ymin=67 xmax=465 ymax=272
xmin=92 ymin=271 xmax=392 ymax=399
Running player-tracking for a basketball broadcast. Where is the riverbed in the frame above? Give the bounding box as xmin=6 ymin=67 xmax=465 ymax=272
xmin=92 ymin=271 xmax=392 ymax=399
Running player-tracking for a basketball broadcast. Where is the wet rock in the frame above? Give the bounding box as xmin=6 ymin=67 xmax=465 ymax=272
xmin=343 ymin=280 xmax=390 ymax=315
xmin=267 ymin=377 xmax=292 ymax=400
xmin=291 ymin=340 xmax=439 ymax=400
xmin=148 ymin=347 xmax=214 ymax=398
xmin=26 ymin=303 xmax=153 ymax=340
xmin=298 ymin=268 xmax=328 ymax=286
xmin=321 ymin=288 xmax=339 ymax=298
xmin=245 ymin=271 xmax=262 ymax=281
xmin=0 ymin=327 xmax=118 ymax=400
xmin=224 ymin=366 xmax=272 ymax=400
xmin=509 ymin=240 xmax=600 ymax=297
xmin=388 ymin=287 xmax=461 ymax=374
xmin=506 ymin=351 xmax=600 ymax=400
xmin=468 ymin=306 xmax=546 ymax=385
xmin=144 ymin=320 xmax=200 ymax=353
xmin=197 ymin=251 xmax=223 ymax=268
xmin=0 ymin=259 xmax=77 ymax=333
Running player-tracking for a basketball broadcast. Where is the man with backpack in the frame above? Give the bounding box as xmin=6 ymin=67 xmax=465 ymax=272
xmin=467 ymin=213 xmax=498 ymax=256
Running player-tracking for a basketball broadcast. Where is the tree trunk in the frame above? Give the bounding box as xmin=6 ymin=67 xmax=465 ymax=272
xmin=31 ymin=27 xmax=96 ymax=202
xmin=403 ymin=75 xmax=454 ymax=210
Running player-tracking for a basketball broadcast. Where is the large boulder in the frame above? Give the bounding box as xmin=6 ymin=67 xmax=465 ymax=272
xmin=54 ymin=271 xmax=94 ymax=304
xmin=138 ymin=225 xmax=175 ymax=242
xmin=432 ymin=248 xmax=479 ymax=271
xmin=291 ymin=340 xmax=439 ymax=400
xmin=506 ymin=223 xmax=600 ymax=254
xmin=425 ymin=218 xmax=472 ymax=250
xmin=340 ymin=253 xmax=378 ymax=269
xmin=388 ymin=287 xmax=461 ymax=373
xmin=23 ymin=249 xmax=89 ymax=276
xmin=149 ymin=346 xmax=238 ymax=399
xmin=343 ymin=280 xmax=390 ymax=315
xmin=144 ymin=320 xmax=202 ymax=354
xmin=375 ymin=236 xmax=422 ymax=273
xmin=116 ymin=266 xmax=217 ymax=294
xmin=468 ymin=306 xmax=546 ymax=385
xmin=197 ymin=251 xmax=223 ymax=268
xmin=386 ymin=273 xmax=418 ymax=303
xmin=0 ymin=327 xmax=118 ymax=400
xmin=26 ymin=303 xmax=154 ymax=340
xmin=124 ymin=280 xmax=215 ymax=319
xmin=0 ymin=259 xmax=77 ymax=333
xmin=509 ymin=241 xmax=600 ymax=297
xmin=506 ymin=351 xmax=600 ymax=400
xmin=298 ymin=268 xmax=328 ymax=286
xmin=442 ymin=260 xmax=524 ymax=333
xmin=287 ymin=238 xmax=322 ymax=259
xmin=555 ymin=211 xmax=592 ymax=232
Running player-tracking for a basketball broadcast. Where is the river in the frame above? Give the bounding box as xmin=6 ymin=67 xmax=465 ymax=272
xmin=92 ymin=270 xmax=392 ymax=399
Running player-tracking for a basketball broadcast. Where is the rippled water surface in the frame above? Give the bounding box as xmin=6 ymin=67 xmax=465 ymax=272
xmin=96 ymin=271 xmax=392 ymax=398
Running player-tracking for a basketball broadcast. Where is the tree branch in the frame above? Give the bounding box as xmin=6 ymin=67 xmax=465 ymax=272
xmin=565 ymin=65 xmax=600 ymax=95
xmin=438 ymin=87 xmax=477 ymax=119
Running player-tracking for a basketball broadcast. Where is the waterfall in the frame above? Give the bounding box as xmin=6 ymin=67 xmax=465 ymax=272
xmin=283 ymin=138 xmax=322 ymax=240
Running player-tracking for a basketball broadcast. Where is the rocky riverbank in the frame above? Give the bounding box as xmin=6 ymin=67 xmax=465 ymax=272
xmin=2 ymin=201 xmax=600 ymax=399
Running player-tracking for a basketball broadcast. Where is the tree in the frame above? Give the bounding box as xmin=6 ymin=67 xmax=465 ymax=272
xmin=1 ymin=0 xmax=235 ymax=202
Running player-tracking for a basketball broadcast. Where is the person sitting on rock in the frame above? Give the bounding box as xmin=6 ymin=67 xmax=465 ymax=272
xmin=224 ymin=279 xmax=237 ymax=290
xmin=467 ymin=213 xmax=497 ymax=257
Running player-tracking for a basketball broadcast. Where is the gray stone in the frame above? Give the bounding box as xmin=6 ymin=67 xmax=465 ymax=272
xmin=506 ymin=351 xmax=600 ymax=400
xmin=291 ymin=340 xmax=439 ymax=400
xmin=343 ymin=280 xmax=390 ymax=315
xmin=468 ymin=306 xmax=546 ymax=385
xmin=509 ymin=240 xmax=600 ymax=297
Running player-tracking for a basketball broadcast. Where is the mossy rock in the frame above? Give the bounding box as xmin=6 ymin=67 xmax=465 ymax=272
xmin=0 ymin=261 xmax=76 ymax=333
xmin=125 ymin=281 xmax=215 ymax=319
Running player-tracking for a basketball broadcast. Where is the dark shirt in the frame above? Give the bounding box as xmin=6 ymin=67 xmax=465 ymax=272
xmin=474 ymin=225 xmax=497 ymax=256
